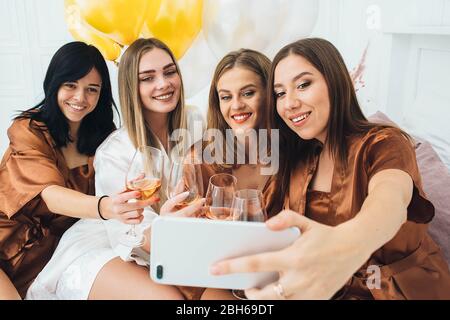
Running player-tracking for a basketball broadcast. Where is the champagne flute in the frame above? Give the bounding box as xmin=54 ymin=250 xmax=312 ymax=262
xmin=204 ymin=173 xmax=237 ymax=220
xmin=119 ymin=146 xmax=163 ymax=247
xmin=231 ymin=189 xmax=268 ymax=222
xmin=231 ymin=189 xmax=267 ymax=299
xmin=167 ymin=157 xmax=204 ymax=211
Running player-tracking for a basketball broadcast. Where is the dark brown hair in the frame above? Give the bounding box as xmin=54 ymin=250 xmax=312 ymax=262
xmin=267 ymin=38 xmax=408 ymax=202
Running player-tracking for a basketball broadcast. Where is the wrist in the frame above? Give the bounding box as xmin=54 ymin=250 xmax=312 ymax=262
xmin=98 ymin=195 xmax=110 ymax=220
xmin=335 ymin=218 xmax=374 ymax=264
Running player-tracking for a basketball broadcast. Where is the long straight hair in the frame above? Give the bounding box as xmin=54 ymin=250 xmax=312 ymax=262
xmin=16 ymin=41 xmax=117 ymax=155
xmin=267 ymin=38 xmax=408 ymax=201
xmin=206 ymin=48 xmax=271 ymax=169
xmin=118 ymin=38 xmax=187 ymax=150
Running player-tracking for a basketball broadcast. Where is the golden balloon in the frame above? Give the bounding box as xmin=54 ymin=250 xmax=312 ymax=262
xmin=64 ymin=0 xmax=121 ymax=61
xmin=142 ymin=0 xmax=203 ymax=59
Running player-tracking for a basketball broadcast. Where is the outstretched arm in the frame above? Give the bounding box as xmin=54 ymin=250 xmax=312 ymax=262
xmin=210 ymin=169 xmax=413 ymax=299
xmin=41 ymin=185 xmax=157 ymax=223
xmin=340 ymin=168 xmax=412 ymax=259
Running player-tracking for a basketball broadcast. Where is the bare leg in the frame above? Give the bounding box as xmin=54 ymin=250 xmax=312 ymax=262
xmin=200 ymin=288 xmax=237 ymax=300
xmin=89 ymin=257 xmax=184 ymax=300
xmin=0 ymin=269 xmax=21 ymax=300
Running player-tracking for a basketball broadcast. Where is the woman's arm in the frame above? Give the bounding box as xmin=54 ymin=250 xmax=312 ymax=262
xmin=210 ymin=169 xmax=413 ymax=299
xmin=41 ymin=185 xmax=157 ymax=223
xmin=0 ymin=269 xmax=21 ymax=300
xmin=338 ymin=168 xmax=412 ymax=258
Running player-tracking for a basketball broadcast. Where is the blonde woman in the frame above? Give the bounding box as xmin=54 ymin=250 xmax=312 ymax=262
xmin=26 ymin=38 xmax=205 ymax=300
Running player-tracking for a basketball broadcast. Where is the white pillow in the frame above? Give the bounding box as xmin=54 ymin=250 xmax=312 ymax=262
xmin=401 ymin=99 xmax=450 ymax=170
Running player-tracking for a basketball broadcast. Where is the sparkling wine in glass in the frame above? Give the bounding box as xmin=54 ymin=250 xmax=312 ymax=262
xmin=127 ymin=177 xmax=161 ymax=200
xmin=204 ymin=173 xmax=237 ymax=220
xmin=120 ymin=146 xmax=164 ymax=247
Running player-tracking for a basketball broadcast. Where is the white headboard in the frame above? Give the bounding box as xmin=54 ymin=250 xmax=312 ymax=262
xmin=379 ymin=0 xmax=450 ymax=168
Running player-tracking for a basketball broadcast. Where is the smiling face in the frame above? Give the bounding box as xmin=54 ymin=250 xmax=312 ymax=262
xmin=216 ymin=67 xmax=265 ymax=133
xmin=57 ymin=67 xmax=102 ymax=125
xmin=138 ymin=48 xmax=181 ymax=116
xmin=274 ymin=54 xmax=330 ymax=143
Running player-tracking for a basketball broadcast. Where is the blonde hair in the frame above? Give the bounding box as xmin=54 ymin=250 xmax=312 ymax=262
xmin=206 ymin=48 xmax=271 ymax=169
xmin=118 ymin=38 xmax=187 ymax=150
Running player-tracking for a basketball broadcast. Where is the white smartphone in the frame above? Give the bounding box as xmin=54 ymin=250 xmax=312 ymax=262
xmin=150 ymin=216 xmax=300 ymax=290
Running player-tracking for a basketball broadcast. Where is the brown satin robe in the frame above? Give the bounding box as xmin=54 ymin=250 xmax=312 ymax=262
xmin=287 ymin=127 xmax=450 ymax=299
xmin=0 ymin=118 xmax=94 ymax=298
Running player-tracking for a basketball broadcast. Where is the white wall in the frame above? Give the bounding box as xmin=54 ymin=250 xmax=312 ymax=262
xmin=0 ymin=0 xmax=63 ymax=150
xmin=0 ymin=0 xmax=119 ymax=153
xmin=1 ymin=0 xmax=449 ymax=168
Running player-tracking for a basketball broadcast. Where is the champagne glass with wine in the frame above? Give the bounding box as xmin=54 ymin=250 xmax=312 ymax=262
xmin=204 ymin=173 xmax=237 ymax=220
xmin=231 ymin=189 xmax=268 ymax=222
xmin=230 ymin=188 xmax=267 ymax=299
xmin=167 ymin=156 xmax=204 ymax=211
xmin=119 ymin=146 xmax=163 ymax=247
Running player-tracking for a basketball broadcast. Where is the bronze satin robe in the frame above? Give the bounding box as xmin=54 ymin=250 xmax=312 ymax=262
xmin=0 ymin=119 xmax=94 ymax=297
xmin=287 ymin=127 xmax=450 ymax=299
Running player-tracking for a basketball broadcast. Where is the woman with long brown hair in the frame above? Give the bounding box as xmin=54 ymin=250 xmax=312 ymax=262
xmin=183 ymin=48 xmax=279 ymax=299
xmin=196 ymin=48 xmax=281 ymax=218
xmin=211 ymin=38 xmax=450 ymax=299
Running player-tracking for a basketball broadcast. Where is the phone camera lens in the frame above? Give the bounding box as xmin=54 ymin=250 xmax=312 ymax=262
xmin=156 ymin=265 xmax=163 ymax=279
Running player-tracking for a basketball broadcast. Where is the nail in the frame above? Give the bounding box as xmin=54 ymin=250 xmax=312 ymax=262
xmin=209 ymin=265 xmax=221 ymax=275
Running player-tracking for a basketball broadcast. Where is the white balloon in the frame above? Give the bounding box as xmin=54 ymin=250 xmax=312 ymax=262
xmin=179 ymin=31 xmax=218 ymax=99
xmin=264 ymin=0 xmax=319 ymax=59
xmin=203 ymin=0 xmax=319 ymax=59
xmin=203 ymin=0 xmax=287 ymax=58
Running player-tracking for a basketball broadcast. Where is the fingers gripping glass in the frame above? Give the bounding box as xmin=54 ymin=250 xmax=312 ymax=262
xmin=167 ymin=156 xmax=204 ymax=211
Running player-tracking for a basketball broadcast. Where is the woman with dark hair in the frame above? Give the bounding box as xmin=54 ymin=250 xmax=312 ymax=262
xmin=17 ymin=41 xmax=116 ymax=156
xmin=210 ymin=38 xmax=450 ymax=299
xmin=0 ymin=41 xmax=153 ymax=299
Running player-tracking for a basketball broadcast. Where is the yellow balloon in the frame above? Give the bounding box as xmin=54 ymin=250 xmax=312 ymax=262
xmin=142 ymin=0 xmax=203 ymax=59
xmin=65 ymin=0 xmax=121 ymax=61
xmin=146 ymin=0 xmax=163 ymax=27
xmin=76 ymin=0 xmax=149 ymax=46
